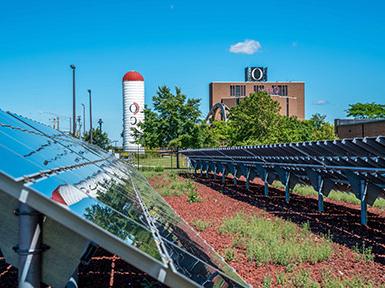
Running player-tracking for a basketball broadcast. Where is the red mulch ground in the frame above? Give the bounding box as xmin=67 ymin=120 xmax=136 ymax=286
xmin=148 ymin=173 xmax=385 ymax=287
xmin=2 ymin=172 xmax=384 ymax=287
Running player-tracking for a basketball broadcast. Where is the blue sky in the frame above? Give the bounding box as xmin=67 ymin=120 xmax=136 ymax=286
xmin=1 ymin=0 xmax=385 ymax=142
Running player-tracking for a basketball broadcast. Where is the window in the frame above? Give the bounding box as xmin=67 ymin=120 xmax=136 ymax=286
xmin=271 ymin=85 xmax=288 ymax=96
xmin=254 ymin=85 xmax=265 ymax=92
xmin=230 ymin=85 xmax=246 ymax=97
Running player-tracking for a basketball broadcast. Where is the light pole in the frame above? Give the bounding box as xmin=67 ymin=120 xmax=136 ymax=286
xmin=70 ymin=64 xmax=76 ymax=137
xmin=77 ymin=116 xmax=81 ymax=137
xmin=88 ymin=89 xmax=93 ymax=144
xmin=98 ymin=118 xmax=103 ymax=131
xmin=81 ymin=103 xmax=86 ymax=136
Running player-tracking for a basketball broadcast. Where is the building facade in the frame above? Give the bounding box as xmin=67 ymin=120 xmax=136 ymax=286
xmin=209 ymin=67 xmax=305 ymax=119
xmin=334 ymin=118 xmax=385 ymax=138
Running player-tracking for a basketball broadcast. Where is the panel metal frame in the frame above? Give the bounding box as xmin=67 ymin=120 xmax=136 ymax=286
xmin=182 ymin=137 xmax=385 ymax=225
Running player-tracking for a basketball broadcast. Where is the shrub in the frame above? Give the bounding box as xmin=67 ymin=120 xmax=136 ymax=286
xmin=192 ymin=219 xmax=211 ymax=232
xmin=224 ymin=248 xmax=235 ymax=262
xmin=353 ymin=243 xmax=374 ymax=262
xmin=262 ymin=276 xmax=273 ymax=288
xmin=188 ymin=189 xmax=201 ymax=203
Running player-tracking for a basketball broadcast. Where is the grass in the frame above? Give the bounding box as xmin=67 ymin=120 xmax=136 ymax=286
xmin=353 ymin=243 xmax=375 ymax=262
xmin=271 ymin=182 xmax=385 ymax=209
xmin=219 ymin=213 xmax=333 ymax=266
xmin=191 ymin=219 xmax=211 ymax=232
xmin=133 ymin=154 xmax=188 ymax=169
xmin=261 ymin=269 xmax=379 ymax=288
xmin=144 ymin=170 xmax=201 ymax=204
xmin=223 ymin=247 xmax=236 ymax=262
xmin=262 ymin=275 xmax=273 ymax=288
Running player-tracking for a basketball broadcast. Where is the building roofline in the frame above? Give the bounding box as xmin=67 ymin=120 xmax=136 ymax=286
xmin=210 ymin=81 xmax=305 ymax=84
xmin=335 ymin=118 xmax=385 ymax=126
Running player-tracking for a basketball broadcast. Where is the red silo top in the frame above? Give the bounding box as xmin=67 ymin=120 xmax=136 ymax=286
xmin=123 ymin=71 xmax=144 ymax=81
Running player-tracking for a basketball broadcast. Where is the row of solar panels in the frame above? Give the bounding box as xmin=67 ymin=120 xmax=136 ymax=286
xmin=0 ymin=109 xmax=249 ymax=288
xmin=181 ymin=137 xmax=385 ymax=225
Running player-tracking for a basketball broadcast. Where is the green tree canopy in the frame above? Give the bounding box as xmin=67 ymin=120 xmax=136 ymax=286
xmin=83 ymin=128 xmax=110 ymax=150
xmin=220 ymin=92 xmax=336 ymax=146
xmin=346 ymin=102 xmax=385 ymax=119
xmin=133 ymin=86 xmax=203 ymax=149
xmin=227 ymin=91 xmax=282 ymax=145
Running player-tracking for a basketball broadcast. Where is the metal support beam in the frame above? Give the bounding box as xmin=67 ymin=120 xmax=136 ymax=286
xmin=15 ymin=202 xmax=44 ymax=288
xmin=233 ymin=167 xmax=238 ymax=186
xmin=284 ymin=172 xmax=290 ymax=203
xmin=317 ymin=177 xmax=325 ymax=212
xmin=344 ymin=171 xmax=369 ymax=225
xmin=213 ymin=166 xmax=217 ymax=180
xmin=263 ymin=172 xmax=269 ymax=197
xmin=359 ymin=180 xmax=368 ymax=225
xmin=245 ymin=168 xmax=250 ymax=190
xmin=221 ymin=167 xmax=226 ymax=186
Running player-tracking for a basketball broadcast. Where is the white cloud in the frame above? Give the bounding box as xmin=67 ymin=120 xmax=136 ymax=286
xmin=229 ymin=39 xmax=262 ymax=55
xmin=313 ymin=99 xmax=329 ymax=105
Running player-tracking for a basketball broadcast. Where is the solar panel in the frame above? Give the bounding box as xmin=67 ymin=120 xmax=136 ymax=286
xmin=181 ymin=139 xmax=385 ymax=225
xmin=0 ymin=109 xmax=249 ymax=288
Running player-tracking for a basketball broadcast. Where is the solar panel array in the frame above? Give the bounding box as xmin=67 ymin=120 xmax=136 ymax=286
xmin=0 ymin=109 xmax=249 ymax=288
xmin=182 ymin=138 xmax=385 ymax=225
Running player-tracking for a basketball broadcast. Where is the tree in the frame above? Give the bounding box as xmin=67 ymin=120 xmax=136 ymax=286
xmin=133 ymin=86 xmax=203 ymax=149
xmin=227 ymin=91 xmax=282 ymax=145
xmin=222 ymin=92 xmax=336 ymax=145
xmin=83 ymin=128 xmax=110 ymax=150
xmin=346 ymin=102 xmax=385 ymax=119
xmin=203 ymin=120 xmax=234 ymax=147
xmin=309 ymin=113 xmax=327 ymax=129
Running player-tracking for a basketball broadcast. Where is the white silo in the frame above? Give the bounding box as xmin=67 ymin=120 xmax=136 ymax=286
xmin=122 ymin=71 xmax=145 ymax=152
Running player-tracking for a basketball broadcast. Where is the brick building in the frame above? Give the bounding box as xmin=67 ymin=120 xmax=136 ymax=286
xmin=208 ymin=67 xmax=305 ymax=119
xmin=334 ymin=119 xmax=385 ymax=138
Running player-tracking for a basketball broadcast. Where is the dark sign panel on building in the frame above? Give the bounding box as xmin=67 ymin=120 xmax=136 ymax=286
xmin=245 ymin=67 xmax=268 ymax=82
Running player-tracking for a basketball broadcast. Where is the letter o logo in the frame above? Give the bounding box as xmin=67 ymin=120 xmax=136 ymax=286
xmin=129 ymin=102 xmax=140 ymax=115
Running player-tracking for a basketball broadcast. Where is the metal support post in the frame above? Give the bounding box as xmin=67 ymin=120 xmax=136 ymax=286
xmin=15 ymin=202 xmax=45 ymax=288
xmin=233 ymin=167 xmax=237 ymax=186
xmin=359 ymin=180 xmax=368 ymax=225
xmin=221 ymin=167 xmax=226 ymax=186
xmin=317 ymin=177 xmax=324 ymax=212
xmin=263 ymin=172 xmax=269 ymax=197
xmin=284 ymin=172 xmax=290 ymax=203
xmin=245 ymin=168 xmax=250 ymax=190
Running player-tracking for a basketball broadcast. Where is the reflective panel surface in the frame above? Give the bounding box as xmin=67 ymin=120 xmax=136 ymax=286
xmin=0 ymin=109 xmax=250 ymax=288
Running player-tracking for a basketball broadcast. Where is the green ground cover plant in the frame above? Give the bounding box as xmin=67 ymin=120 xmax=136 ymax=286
xmin=271 ymin=182 xmax=385 ymax=209
xmin=219 ymin=213 xmax=333 ymax=266
xmin=261 ymin=269 xmax=379 ymax=288
xmin=191 ymin=219 xmax=211 ymax=232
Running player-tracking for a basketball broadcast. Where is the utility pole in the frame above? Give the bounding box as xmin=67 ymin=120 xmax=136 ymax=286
xmin=81 ymin=103 xmax=86 ymax=136
xmin=70 ymin=64 xmax=76 ymax=137
xmin=88 ymin=89 xmax=93 ymax=144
